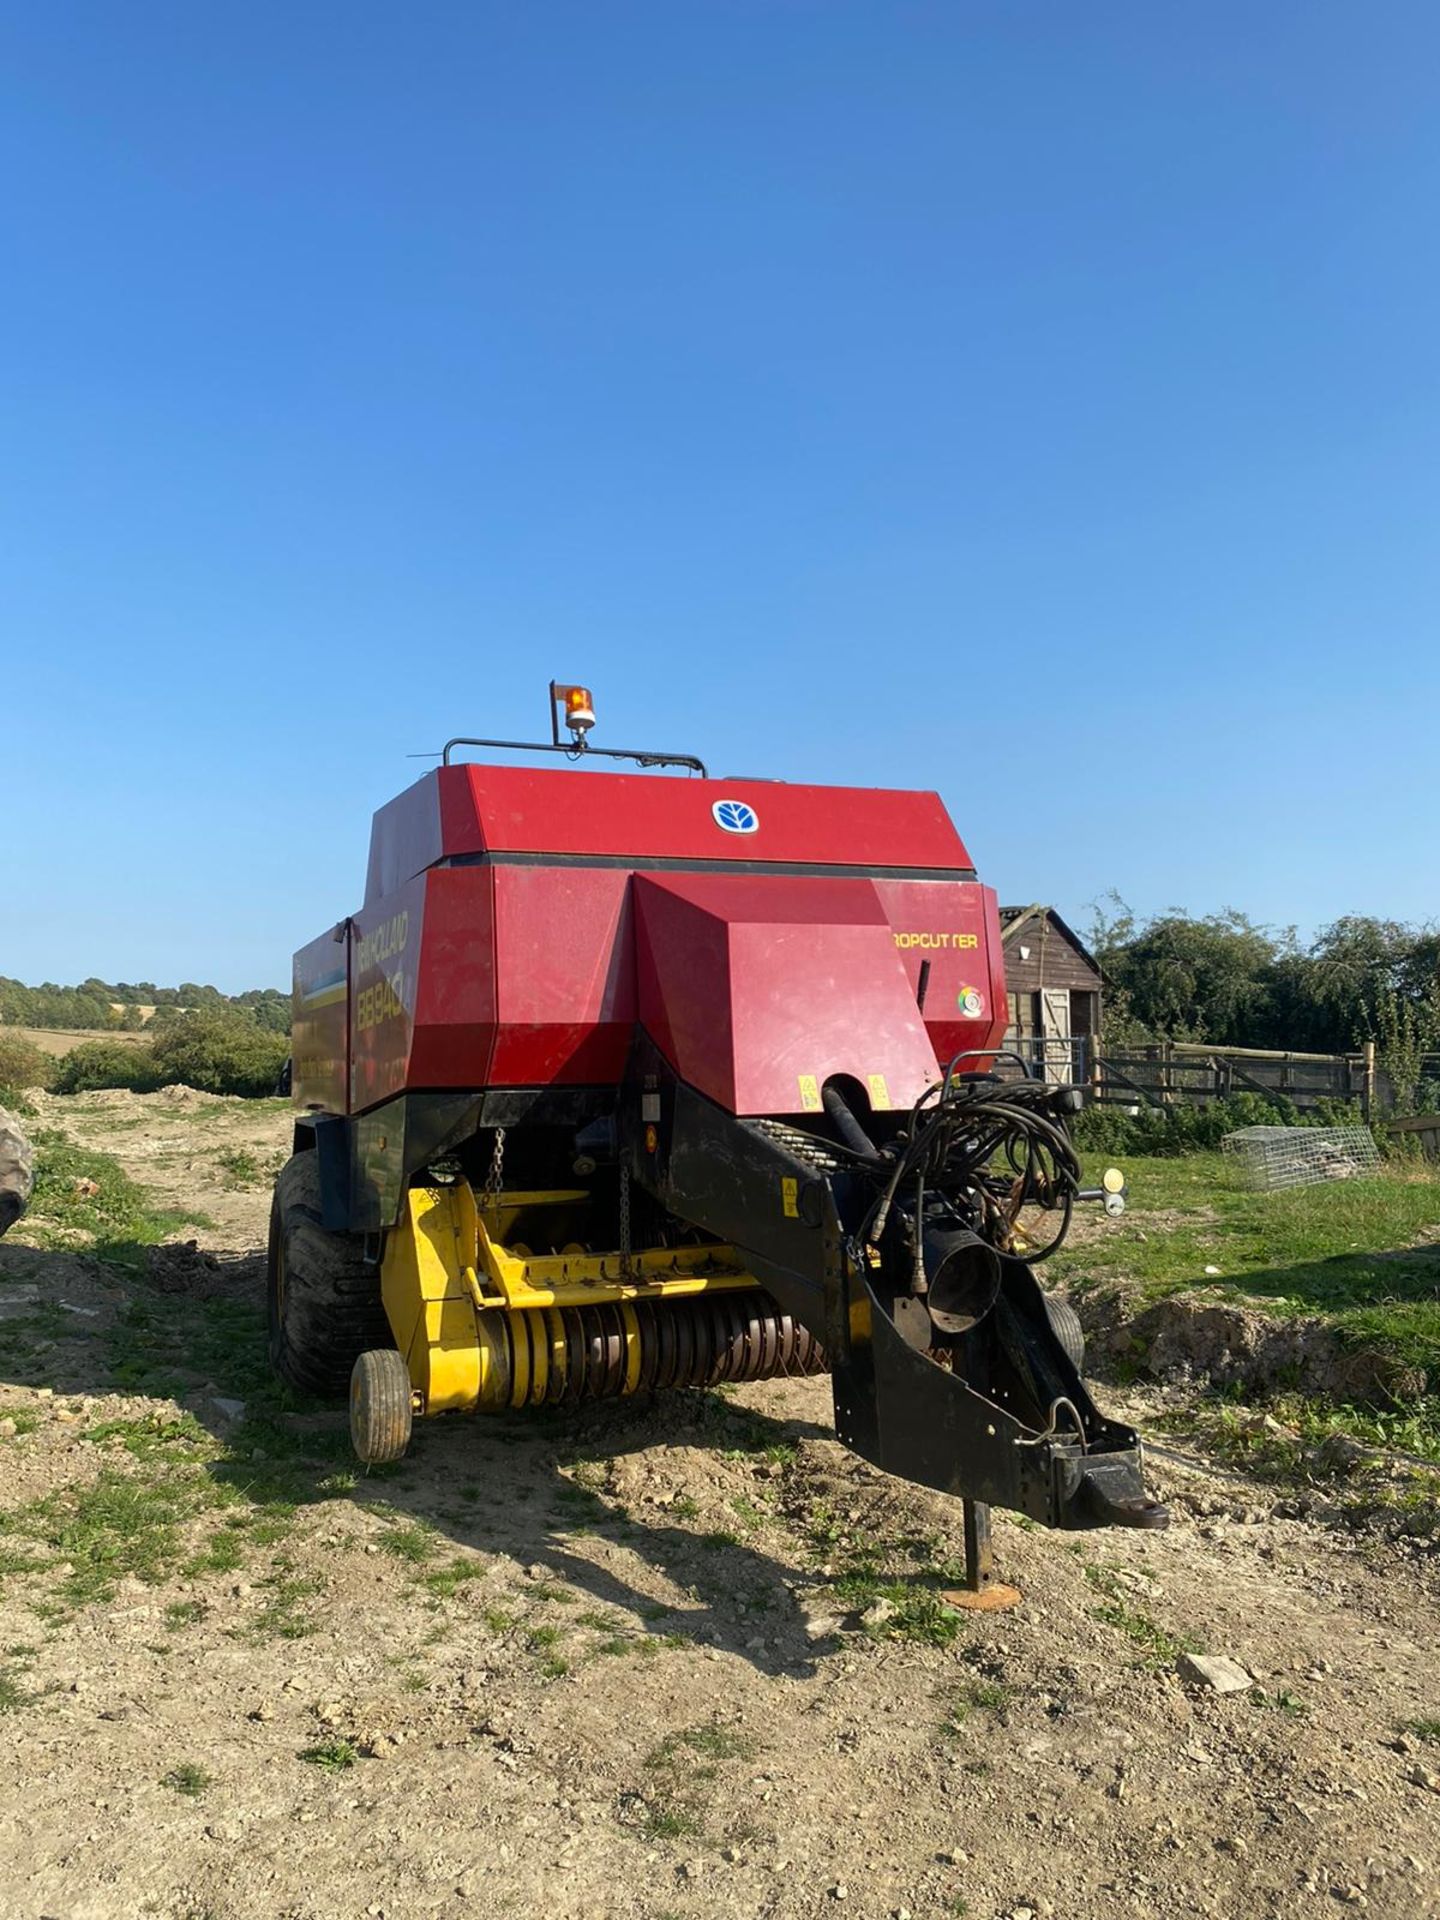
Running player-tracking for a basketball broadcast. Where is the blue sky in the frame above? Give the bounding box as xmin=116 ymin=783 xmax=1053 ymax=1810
xmin=2 ymin=3 xmax=1436 ymax=992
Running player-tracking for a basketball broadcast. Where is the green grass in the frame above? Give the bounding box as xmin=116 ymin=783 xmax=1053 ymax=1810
xmin=378 ymin=1522 xmax=436 ymax=1564
xmin=419 ymin=1558 xmax=483 ymax=1600
xmin=299 ymin=1738 xmax=357 ymax=1773
xmin=1084 ymin=1564 xmax=1201 ymax=1667
xmin=832 ymin=1569 xmax=964 ymax=1646
xmin=214 ymin=1146 xmax=276 ymax=1188
xmin=644 ymin=1805 xmax=701 ymax=1840
xmin=1399 ymin=1717 xmax=1440 ymax=1744
xmin=250 ymin=1564 xmax=325 ymax=1640
xmin=20 ymin=1131 xmax=210 ymax=1265
xmin=634 ymin=1721 xmax=759 ymax=1848
xmin=23 ymin=1468 xmax=210 ymax=1604
xmin=1052 ymin=1153 xmax=1440 ymax=1443
xmin=162 ymin=1763 xmax=213 ymax=1798
xmin=1054 ymin=1153 xmax=1440 ymax=1369
xmin=1167 ymin=1392 xmax=1440 ymax=1480
xmin=0 ymin=1661 xmax=32 ymax=1713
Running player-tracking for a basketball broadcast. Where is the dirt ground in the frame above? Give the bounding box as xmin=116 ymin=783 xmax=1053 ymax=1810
xmin=1 ymin=1092 xmax=1438 ymax=1920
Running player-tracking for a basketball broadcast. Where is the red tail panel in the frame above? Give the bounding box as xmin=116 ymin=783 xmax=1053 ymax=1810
xmin=634 ymin=872 xmax=939 ymax=1117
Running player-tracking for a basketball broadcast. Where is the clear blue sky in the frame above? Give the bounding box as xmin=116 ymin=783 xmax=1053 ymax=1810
xmin=3 ymin=3 xmax=1436 ymax=993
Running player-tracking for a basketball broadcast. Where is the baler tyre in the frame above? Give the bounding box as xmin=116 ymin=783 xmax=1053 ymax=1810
xmin=267 ymin=1152 xmax=390 ymax=1396
xmin=350 ymin=1349 xmax=413 ymax=1464
xmin=1043 ymin=1293 xmax=1086 ymax=1372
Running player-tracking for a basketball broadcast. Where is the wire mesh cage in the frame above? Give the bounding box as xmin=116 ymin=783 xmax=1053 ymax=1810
xmin=1221 ymin=1125 xmax=1381 ymax=1192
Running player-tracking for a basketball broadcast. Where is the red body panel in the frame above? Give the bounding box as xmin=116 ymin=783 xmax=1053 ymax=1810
xmin=292 ymin=761 xmax=1009 ymax=1117
xmin=634 ymin=873 xmax=939 ymax=1115
xmin=363 ymin=763 xmax=973 ymax=904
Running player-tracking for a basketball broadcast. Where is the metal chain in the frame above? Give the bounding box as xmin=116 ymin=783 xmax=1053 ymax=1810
xmin=618 ymin=1161 xmax=632 ymax=1277
xmin=481 ymin=1126 xmax=506 ymax=1213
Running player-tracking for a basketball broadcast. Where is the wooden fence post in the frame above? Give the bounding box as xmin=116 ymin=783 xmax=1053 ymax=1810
xmin=1363 ymin=1041 xmax=1377 ymax=1120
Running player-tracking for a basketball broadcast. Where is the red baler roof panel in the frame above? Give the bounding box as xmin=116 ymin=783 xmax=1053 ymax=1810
xmin=365 ymin=764 xmax=973 ymax=903
xmin=299 ymin=756 xmax=1008 ymax=1120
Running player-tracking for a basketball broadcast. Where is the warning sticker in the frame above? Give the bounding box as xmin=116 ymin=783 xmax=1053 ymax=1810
xmin=867 ymin=1073 xmax=891 ymax=1110
xmin=798 ymin=1074 xmax=821 ymax=1112
xmin=781 ymin=1177 xmax=799 ymax=1219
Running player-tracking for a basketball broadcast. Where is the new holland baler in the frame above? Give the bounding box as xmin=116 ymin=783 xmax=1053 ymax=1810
xmin=270 ymin=687 xmax=1165 ymax=1538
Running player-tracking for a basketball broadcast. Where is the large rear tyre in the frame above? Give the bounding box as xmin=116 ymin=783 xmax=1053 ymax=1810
xmin=350 ymin=1349 xmax=413 ymax=1464
xmin=267 ymin=1152 xmax=391 ymax=1395
xmin=1043 ymin=1293 xmax=1086 ymax=1373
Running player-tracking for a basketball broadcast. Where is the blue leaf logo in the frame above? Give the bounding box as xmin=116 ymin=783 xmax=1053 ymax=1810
xmin=712 ymin=799 xmax=759 ymax=835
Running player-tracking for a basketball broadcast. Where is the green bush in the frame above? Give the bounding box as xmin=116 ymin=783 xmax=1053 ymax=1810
xmin=0 ymin=1033 xmax=54 ymax=1098
xmin=1071 ymin=1091 xmax=1302 ymax=1159
xmin=148 ymin=1013 xmax=289 ymax=1098
xmin=50 ymin=1041 xmax=158 ymax=1095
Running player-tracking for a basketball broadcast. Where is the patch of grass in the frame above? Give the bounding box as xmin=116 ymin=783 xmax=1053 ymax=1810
xmin=0 ymin=1660 xmax=33 ymax=1713
xmin=644 ymin=1804 xmax=701 ymax=1840
xmin=299 ymin=1738 xmax=357 ymax=1773
xmin=214 ymin=1146 xmax=273 ymax=1188
xmin=675 ymin=1723 xmax=755 ymax=1762
xmin=162 ymin=1763 xmax=212 ymax=1798
xmin=379 ymin=1523 xmax=436 ymax=1564
xmin=185 ymin=1527 xmax=245 ymax=1577
xmin=670 ymin=1495 xmax=700 ymax=1520
xmin=23 ymin=1131 xmax=209 ymax=1264
xmin=1251 ymin=1686 xmax=1309 ymax=1716
xmin=527 ymin=1579 xmax=576 ymax=1604
xmin=1091 ymin=1598 xmax=1200 ymax=1667
xmin=834 ymin=1571 xmax=963 ymax=1647
xmin=419 ymin=1559 xmax=483 ymax=1600
xmin=0 ymin=1409 xmax=40 ymax=1437
xmin=481 ymin=1605 xmax=515 ymax=1634
xmin=250 ymin=1564 xmax=325 ymax=1640
xmin=25 ymin=1467 xmax=208 ymax=1605
xmin=936 ymin=1676 xmax=1012 ymax=1742
xmin=1399 ymin=1717 xmax=1440 ymax=1744
xmin=0 ymin=1541 xmax=48 ymax=1580
xmin=1053 ymin=1152 xmax=1440 ymax=1378
xmin=86 ymin=1411 xmax=212 ymax=1462
xmin=637 ymin=1720 xmax=758 ymax=1846
xmin=164 ymin=1599 xmax=207 ymax=1632
xmin=1198 ymin=1392 xmax=1440 ymax=1478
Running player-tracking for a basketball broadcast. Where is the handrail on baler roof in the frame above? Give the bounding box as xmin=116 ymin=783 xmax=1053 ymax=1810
xmin=440 ymin=735 xmax=708 ymax=776
xmin=440 ymin=678 xmax=707 ymax=775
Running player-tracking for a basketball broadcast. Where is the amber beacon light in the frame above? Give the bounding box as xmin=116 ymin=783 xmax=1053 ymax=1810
xmin=551 ymin=680 xmax=596 ymax=742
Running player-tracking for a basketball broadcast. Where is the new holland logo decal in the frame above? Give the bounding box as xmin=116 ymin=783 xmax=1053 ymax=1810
xmin=711 ymin=799 xmax=759 ymax=834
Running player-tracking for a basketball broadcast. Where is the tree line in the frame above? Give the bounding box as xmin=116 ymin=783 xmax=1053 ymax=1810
xmin=0 ymin=977 xmax=290 ymax=1035
xmin=1091 ymin=900 xmax=1440 ymax=1107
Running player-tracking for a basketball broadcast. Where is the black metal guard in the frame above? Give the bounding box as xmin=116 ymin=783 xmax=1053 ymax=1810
xmin=625 ymin=1043 xmax=1169 ymax=1533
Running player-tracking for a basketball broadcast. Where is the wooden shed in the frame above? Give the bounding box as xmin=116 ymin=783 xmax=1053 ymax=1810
xmin=999 ymin=906 xmax=1103 ymax=1079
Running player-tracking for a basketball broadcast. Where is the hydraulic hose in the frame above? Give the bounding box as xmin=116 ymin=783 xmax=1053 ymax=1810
xmin=822 ymin=1084 xmax=883 ymax=1165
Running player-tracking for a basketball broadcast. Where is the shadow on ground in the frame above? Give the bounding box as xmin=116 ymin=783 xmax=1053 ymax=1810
xmin=0 ymin=1233 xmax=844 ymax=1676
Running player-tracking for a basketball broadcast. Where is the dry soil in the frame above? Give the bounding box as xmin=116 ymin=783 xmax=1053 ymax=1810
xmin=1 ymin=1092 xmax=1437 ymax=1920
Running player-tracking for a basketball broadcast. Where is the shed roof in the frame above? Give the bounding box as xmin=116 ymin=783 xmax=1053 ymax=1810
xmin=998 ymin=905 xmax=1101 ymax=971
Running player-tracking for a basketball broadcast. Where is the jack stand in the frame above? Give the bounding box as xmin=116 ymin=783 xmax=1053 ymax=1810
xmin=941 ymin=1500 xmax=1023 ymax=1613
